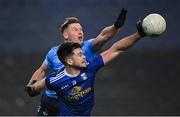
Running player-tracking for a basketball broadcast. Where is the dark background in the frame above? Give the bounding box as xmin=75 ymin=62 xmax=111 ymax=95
xmin=0 ymin=0 xmax=180 ymax=115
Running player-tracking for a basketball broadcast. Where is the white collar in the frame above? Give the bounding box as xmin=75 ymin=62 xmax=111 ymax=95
xmin=64 ymin=69 xmax=80 ymax=77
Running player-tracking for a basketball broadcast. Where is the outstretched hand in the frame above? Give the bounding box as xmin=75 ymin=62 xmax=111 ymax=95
xmin=136 ymin=20 xmax=146 ymax=37
xmin=114 ymin=8 xmax=127 ymax=29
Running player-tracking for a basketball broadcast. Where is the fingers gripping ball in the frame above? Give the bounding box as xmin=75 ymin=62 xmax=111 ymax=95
xmin=136 ymin=20 xmax=146 ymax=37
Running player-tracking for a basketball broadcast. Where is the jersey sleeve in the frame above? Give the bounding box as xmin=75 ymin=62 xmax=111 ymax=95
xmin=88 ymin=55 xmax=104 ymax=73
xmin=44 ymin=48 xmax=54 ymax=69
xmin=83 ymin=38 xmax=97 ymax=55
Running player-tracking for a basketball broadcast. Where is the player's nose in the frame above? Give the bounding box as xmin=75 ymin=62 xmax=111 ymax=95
xmin=78 ymin=31 xmax=83 ymax=35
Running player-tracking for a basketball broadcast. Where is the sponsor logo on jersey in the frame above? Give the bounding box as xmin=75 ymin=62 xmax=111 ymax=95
xmin=68 ymin=86 xmax=91 ymax=101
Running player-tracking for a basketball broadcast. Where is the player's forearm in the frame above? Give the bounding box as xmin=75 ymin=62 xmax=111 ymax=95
xmin=25 ymin=78 xmax=45 ymax=97
xmin=99 ymin=8 xmax=127 ymax=40
xmin=93 ymin=8 xmax=127 ymax=51
xmin=27 ymin=69 xmax=46 ymax=86
xmin=93 ymin=25 xmax=119 ymax=51
xmin=113 ymin=32 xmax=141 ymax=52
xmin=101 ymin=32 xmax=141 ymax=65
xmin=100 ymin=25 xmax=119 ymax=40
xmin=30 ymin=79 xmax=45 ymax=92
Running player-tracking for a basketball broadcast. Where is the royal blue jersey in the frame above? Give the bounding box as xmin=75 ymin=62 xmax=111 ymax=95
xmin=44 ymin=39 xmax=97 ymax=98
xmin=45 ymin=55 xmax=104 ymax=116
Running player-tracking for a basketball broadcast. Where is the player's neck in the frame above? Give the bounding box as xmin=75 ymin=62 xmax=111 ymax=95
xmin=65 ymin=66 xmax=80 ymax=76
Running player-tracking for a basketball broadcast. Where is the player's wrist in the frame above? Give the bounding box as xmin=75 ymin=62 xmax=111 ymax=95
xmin=114 ymin=21 xmax=123 ymax=29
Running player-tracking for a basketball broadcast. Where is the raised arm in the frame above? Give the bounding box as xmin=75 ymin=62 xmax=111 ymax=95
xmin=93 ymin=8 xmax=127 ymax=51
xmin=101 ymin=19 xmax=147 ymax=65
xmin=101 ymin=32 xmax=141 ymax=64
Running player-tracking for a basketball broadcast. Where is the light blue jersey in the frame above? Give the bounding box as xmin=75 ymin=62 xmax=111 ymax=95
xmin=45 ymin=55 xmax=104 ymax=116
xmin=44 ymin=39 xmax=96 ymax=98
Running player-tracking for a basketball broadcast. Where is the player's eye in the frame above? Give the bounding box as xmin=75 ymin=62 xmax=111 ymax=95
xmin=73 ymin=28 xmax=78 ymax=31
xmin=71 ymin=27 xmax=76 ymax=31
xmin=78 ymin=52 xmax=83 ymax=57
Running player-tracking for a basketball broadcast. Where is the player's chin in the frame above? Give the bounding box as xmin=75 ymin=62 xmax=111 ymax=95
xmin=78 ymin=40 xmax=83 ymax=45
xmin=80 ymin=64 xmax=87 ymax=69
xmin=82 ymin=65 xmax=87 ymax=69
xmin=78 ymin=38 xmax=83 ymax=44
xmin=74 ymin=41 xmax=82 ymax=45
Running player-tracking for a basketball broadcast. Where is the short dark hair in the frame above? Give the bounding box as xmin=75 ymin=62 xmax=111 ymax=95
xmin=60 ymin=17 xmax=80 ymax=33
xmin=57 ymin=42 xmax=81 ymax=65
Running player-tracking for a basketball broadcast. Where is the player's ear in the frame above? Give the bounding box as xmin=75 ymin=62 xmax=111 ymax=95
xmin=63 ymin=31 xmax=68 ymax=41
xmin=66 ymin=58 xmax=73 ymax=66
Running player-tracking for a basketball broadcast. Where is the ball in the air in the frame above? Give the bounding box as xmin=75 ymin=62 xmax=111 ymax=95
xmin=142 ymin=13 xmax=166 ymax=37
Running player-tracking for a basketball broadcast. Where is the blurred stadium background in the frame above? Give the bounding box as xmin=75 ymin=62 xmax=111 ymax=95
xmin=0 ymin=0 xmax=180 ymax=115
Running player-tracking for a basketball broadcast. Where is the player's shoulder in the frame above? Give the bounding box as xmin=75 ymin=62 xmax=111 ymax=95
xmin=46 ymin=69 xmax=66 ymax=85
xmin=87 ymin=55 xmax=104 ymax=69
xmin=82 ymin=38 xmax=96 ymax=54
xmin=46 ymin=45 xmax=59 ymax=56
xmin=83 ymin=38 xmax=95 ymax=45
xmin=49 ymin=45 xmax=59 ymax=53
